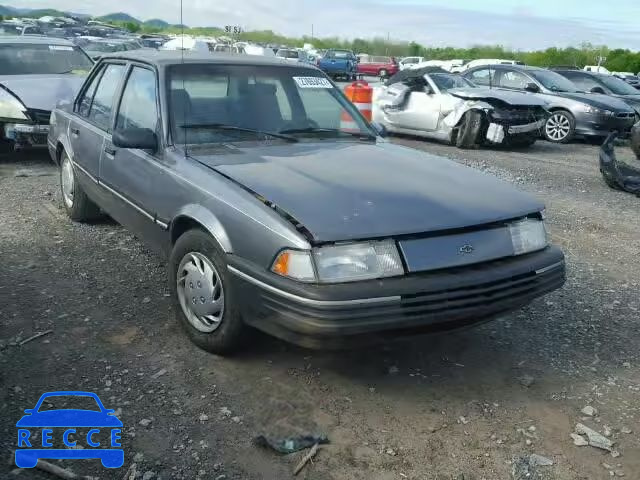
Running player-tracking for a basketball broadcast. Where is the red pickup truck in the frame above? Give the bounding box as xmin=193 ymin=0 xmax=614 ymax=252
xmin=357 ymin=56 xmax=398 ymax=78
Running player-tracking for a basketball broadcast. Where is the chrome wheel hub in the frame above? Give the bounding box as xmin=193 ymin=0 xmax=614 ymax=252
xmin=61 ymin=156 xmax=75 ymax=208
xmin=176 ymin=252 xmax=224 ymax=333
xmin=546 ymin=113 xmax=571 ymax=141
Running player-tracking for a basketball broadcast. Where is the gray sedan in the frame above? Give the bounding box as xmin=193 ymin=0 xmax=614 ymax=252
xmin=48 ymin=51 xmax=565 ymax=354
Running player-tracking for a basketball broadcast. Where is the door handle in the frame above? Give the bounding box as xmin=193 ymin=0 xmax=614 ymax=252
xmin=104 ymin=147 xmax=116 ymax=156
xmin=71 ymin=128 xmax=80 ymax=135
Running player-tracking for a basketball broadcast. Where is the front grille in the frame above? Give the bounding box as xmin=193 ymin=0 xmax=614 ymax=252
xmin=27 ymin=109 xmax=51 ymax=124
xmin=616 ymin=112 xmax=635 ymax=119
xmin=490 ymin=107 xmax=546 ymax=125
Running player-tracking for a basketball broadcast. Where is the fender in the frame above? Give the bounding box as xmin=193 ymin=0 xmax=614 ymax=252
xmin=171 ymin=204 xmax=233 ymax=253
xmin=442 ymin=101 xmax=492 ymax=129
xmin=54 ymin=133 xmax=74 ymax=165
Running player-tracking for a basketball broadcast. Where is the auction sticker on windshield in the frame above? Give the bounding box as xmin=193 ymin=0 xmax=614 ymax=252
xmin=49 ymin=46 xmax=74 ymax=51
xmin=294 ymin=77 xmax=333 ymax=88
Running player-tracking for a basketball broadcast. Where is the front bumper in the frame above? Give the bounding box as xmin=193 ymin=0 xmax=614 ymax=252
xmin=574 ymin=111 xmax=635 ymax=137
xmin=2 ymin=122 xmax=50 ymax=150
xmin=229 ymin=246 xmax=565 ymax=348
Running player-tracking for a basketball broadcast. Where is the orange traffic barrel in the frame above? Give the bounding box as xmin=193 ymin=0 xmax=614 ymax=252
xmin=344 ymin=80 xmax=373 ymax=121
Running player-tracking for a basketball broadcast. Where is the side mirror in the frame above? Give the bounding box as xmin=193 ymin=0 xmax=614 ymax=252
xmin=424 ymin=85 xmax=434 ymax=95
xmin=524 ymin=82 xmax=540 ymax=93
xmin=371 ymin=122 xmax=387 ymax=138
xmin=590 ymin=86 xmax=606 ymax=94
xmin=113 ymin=128 xmax=157 ymax=151
xmin=23 ymin=409 xmax=34 ymax=414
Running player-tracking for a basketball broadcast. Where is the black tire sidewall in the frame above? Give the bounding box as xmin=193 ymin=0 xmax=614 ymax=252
xmin=168 ymin=229 xmax=245 ymax=355
xmin=545 ymin=110 xmax=575 ymax=143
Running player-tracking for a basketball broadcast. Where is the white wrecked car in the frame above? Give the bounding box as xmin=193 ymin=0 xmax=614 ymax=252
xmin=373 ymin=67 xmax=549 ymax=148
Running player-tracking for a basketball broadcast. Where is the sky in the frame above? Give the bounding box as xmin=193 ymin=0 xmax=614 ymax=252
xmin=8 ymin=0 xmax=640 ymax=50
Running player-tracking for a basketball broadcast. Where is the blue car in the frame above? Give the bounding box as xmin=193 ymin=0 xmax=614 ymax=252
xmin=15 ymin=391 xmax=123 ymax=468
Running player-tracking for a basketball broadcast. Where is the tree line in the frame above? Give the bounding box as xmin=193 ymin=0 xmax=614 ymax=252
xmin=3 ymin=13 xmax=638 ymax=74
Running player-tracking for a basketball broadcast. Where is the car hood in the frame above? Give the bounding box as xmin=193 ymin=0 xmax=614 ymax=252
xmin=195 ymin=142 xmax=543 ymax=243
xmin=0 ymin=74 xmax=86 ymax=111
xmin=16 ymin=410 xmax=123 ymax=427
xmin=448 ymin=87 xmax=547 ymax=106
xmin=549 ymin=91 xmax=633 ymax=111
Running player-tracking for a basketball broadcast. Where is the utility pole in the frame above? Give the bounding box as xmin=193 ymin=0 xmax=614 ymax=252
xmin=311 ymin=23 xmax=314 ymax=40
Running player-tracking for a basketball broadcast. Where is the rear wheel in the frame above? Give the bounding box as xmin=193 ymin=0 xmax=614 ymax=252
xmin=455 ymin=110 xmax=483 ymax=149
xmin=544 ymin=110 xmax=575 ymax=143
xmin=169 ymin=229 xmax=246 ymax=355
xmin=59 ymin=152 xmax=101 ymax=222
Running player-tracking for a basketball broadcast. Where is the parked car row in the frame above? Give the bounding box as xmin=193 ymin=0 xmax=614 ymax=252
xmin=372 ymin=60 xmax=639 ymax=147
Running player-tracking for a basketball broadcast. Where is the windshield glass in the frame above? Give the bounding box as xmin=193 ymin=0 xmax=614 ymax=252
xmin=529 ymin=69 xmax=579 ymax=92
xmin=0 ymin=43 xmax=93 ymax=74
xmin=277 ymin=50 xmax=299 ymax=59
xmin=168 ymin=64 xmax=373 ymax=145
xmin=429 ymin=73 xmax=475 ymax=91
xmin=84 ymin=41 xmax=126 ymax=52
xmin=331 ymin=50 xmax=352 ymax=59
xmin=599 ymin=75 xmax=640 ymax=95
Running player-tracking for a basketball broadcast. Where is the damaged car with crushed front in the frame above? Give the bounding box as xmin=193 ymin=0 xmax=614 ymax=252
xmin=373 ymin=67 xmax=549 ymax=148
xmin=48 ymin=52 xmax=566 ymax=354
xmin=0 ymin=36 xmax=93 ymax=153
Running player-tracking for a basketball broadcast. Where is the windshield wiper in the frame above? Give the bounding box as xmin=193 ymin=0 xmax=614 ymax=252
xmin=179 ymin=123 xmax=298 ymax=142
xmin=279 ymin=127 xmax=376 ymax=140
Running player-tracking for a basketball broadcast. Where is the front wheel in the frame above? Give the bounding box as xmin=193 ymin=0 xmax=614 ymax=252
xmin=169 ymin=229 xmax=246 ymax=355
xmin=544 ymin=111 xmax=575 ymax=143
xmin=379 ymin=69 xmax=388 ymax=78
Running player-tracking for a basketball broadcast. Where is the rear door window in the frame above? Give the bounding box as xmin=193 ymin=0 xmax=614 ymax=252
xmin=87 ymin=63 xmax=126 ymax=131
xmin=77 ymin=66 xmax=104 ymax=117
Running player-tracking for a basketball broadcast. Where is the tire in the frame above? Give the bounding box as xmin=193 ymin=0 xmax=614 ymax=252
xmin=59 ymin=151 xmax=101 ymax=222
xmin=379 ymin=69 xmax=388 ymax=78
xmin=455 ymin=110 xmax=483 ymax=149
xmin=544 ymin=110 xmax=575 ymax=143
xmin=169 ymin=229 xmax=246 ymax=355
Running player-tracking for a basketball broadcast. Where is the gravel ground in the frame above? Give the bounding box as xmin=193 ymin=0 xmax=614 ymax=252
xmin=1 ymin=137 xmax=639 ymax=480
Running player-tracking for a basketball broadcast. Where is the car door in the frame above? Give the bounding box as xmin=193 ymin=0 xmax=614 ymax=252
xmin=69 ymin=63 xmax=127 ymax=194
xmin=98 ymin=63 xmax=168 ymax=250
xmin=385 ymin=76 xmax=441 ymax=131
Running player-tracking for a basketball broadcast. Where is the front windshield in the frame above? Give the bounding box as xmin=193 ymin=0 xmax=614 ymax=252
xmin=84 ymin=41 xmax=126 ymax=52
xmin=168 ymin=64 xmax=374 ymax=145
xmin=331 ymin=50 xmax=352 ymax=59
xmin=599 ymin=75 xmax=640 ymax=95
xmin=0 ymin=43 xmax=93 ymax=74
xmin=429 ymin=73 xmax=475 ymax=91
xmin=529 ymin=69 xmax=579 ymax=93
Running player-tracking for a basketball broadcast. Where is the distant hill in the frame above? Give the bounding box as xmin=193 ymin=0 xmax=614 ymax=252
xmin=144 ymin=18 xmax=168 ymax=28
xmin=0 ymin=4 xmax=17 ymax=15
xmin=98 ymin=12 xmax=141 ymax=23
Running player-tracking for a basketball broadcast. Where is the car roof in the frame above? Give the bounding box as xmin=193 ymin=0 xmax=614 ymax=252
xmin=467 ymin=64 xmax=543 ymax=72
xmin=0 ymin=35 xmax=75 ymax=45
xmin=98 ymin=50 xmax=317 ymax=68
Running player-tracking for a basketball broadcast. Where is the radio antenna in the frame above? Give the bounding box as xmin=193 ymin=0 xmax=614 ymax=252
xmin=180 ymin=0 xmax=187 ymax=156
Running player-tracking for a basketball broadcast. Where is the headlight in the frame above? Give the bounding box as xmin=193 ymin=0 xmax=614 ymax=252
xmin=271 ymin=239 xmax=404 ymax=283
xmin=510 ymin=218 xmax=548 ymax=255
xmin=0 ymin=88 xmax=29 ymax=122
xmin=584 ymin=105 xmax=612 ymax=116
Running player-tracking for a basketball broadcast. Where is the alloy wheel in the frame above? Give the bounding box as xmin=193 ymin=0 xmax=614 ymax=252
xmin=176 ymin=252 xmax=225 ymax=333
xmin=545 ymin=113 xmax=571 ymax=142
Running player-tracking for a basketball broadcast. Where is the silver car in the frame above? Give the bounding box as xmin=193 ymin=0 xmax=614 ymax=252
xmin=48 ymin=51 xmax=565 ymax=354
